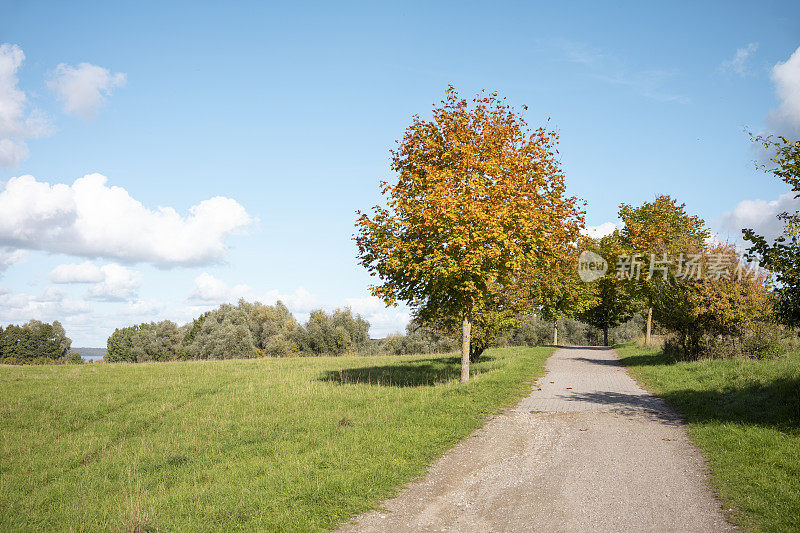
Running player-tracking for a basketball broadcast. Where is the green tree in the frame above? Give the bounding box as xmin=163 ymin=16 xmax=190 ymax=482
xmin=238 ymin=300 xmax=299 ymax=356
xmin=578 ymin=235 xmax=638 ymax=346
xmin=618 ymin=195 xmax=709 ymax=345
xmin=525 ymin=249 xmax=598 ymax=346
xmin=0 ymin=320 xmax=71 ymax=363
xmin=129 ymin=321 xmax=184 ymax=361
xmin=183 ymin=311 xmax=211 ymax=346
xmin=356 ymin=87 xmax=584 ymax=382
xmin=66 ymin=352 xmax=84 ymax=364
xmin=105 ymin=299 xmax=305 ymax=363
xmin=106 ymin=326 xmax=139 ymax=362
xmin=0 ymin=324 xmax=23 ymax=360
xmin=294 ymin=308 xmax=369 ymax=355
xmin=190 ymin=304 xmax=257 ymax=360
xmin=654 ymin=244 xmax=776 ymax=359
xmin=383 ymin=320 xmax=459 ymax=355
xmin=743 ymin=135 xmax=800 ymax=327
xmin=419 ymin=281 xmax=523 ymax=362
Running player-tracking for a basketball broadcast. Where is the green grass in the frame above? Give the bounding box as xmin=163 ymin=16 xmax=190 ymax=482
xmin=0 ymin=346 xmax=551 ymax=532
xmin=616 ymin=343 xmax=800 ymax=532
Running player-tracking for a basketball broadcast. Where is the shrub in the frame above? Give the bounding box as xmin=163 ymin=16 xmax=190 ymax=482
xmin=107 ymin=321 xmax=184 ymax=362
xmin=384 ymin=323 xmax=458 ymax=355
xmin=496 ymin=315 xmax=643 ymax=347
xmin=66 ymin=352 xmax=84 ymax=364
xmin=293 ymin=308 xmax=369 ymax=355
xmin=653 ymin=244 xmax=778 ymax=360
xmin=662 ymin=325 xmax=789 ymax=361
xmin=190 ymin=311 xmax=257 ymax=360
xmin=106 ymin=299 xmax=309 ymax=363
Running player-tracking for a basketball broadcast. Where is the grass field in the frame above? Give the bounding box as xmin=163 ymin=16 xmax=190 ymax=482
xmin=616 ymin=343 xmax=800 ymax=532
xmin=0 ymin=346 xmax=551 ymax=532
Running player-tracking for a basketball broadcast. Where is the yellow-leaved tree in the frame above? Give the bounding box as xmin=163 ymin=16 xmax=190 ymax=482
xmin=618 ymin=195 xmax=709 ymax=345
xmin=355 ymin=87 xmax=584 ymax=382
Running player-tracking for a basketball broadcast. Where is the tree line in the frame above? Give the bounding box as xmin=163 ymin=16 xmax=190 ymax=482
xmin=102 ymin=298 xmax=646 ymax=364
xmin=355 ymin=88 xmax=799 ymax=381
xmin=6 ymin=90 xmax=796 ymax=369
xmin=105 ymin=301 xmax=374 ymax=362
xmin=0 ymin=320 xmax=75 ymax=365
xmin=576 ymin=199 xmax=779 ymax=359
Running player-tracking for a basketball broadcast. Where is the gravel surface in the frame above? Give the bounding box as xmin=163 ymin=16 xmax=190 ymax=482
xmin=338 ymin=346 xmax=736 ymax=533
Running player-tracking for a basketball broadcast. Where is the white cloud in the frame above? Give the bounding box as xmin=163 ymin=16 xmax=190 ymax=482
xmin=365 ymin=311 xmax=412 ymax=337
xmin=186 ymin=277 xmax=410 ymax=337
xmin=189 ymin=272 xmax=251 ymax=303
xmin=715 ymin=191 xmax=800 ymax=242
xmin=49 ymin=261 xmax=104 ymax=283
xmin=50 ymin=261 xmax=141 ymax=301
xmin=343 ymin=295 xmax=387 ymax=316
xmin=720 ymin=43 xmax=758 ymax=77
xmin=0 ymin=287 xmax=90 ymax=325
xmin=0 ymin=246 xmax=26 ymax=274
xmin=32 ymin=286 xmax=65 ymax=302
xmin=119 ymin=299 xmax=166 ymax=317
xmin=0 ymin=139 xmax=28 ymax=167
xmin=86 ymin=264 xmax=141 ymax=301
xmin=188 ymin=273 xmax=320 ymax=313
xmin=343 ymin=295 xmax=411 ymax=337
xmin=0 ymin=173 xmax=253 ymax=266
xmin=581 ymin=221 xmax=621 ymax=239
xmin=0 ymin=44 xmax=53 ymax=167
xmin=766 ymin=45 xmax=800 ymax=136
xmin=48 ymin=62 xmax=126 ymax=118
xmin=262 ymin=286 xmax=319 ymax=313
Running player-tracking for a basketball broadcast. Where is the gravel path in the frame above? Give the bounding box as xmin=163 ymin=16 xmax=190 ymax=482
xmin=339 ymin=346 xmax=735 ymax=533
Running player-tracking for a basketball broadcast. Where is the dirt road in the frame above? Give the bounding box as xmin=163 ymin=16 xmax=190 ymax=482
xmin=339 ymin=346 xmax=735 ymax=533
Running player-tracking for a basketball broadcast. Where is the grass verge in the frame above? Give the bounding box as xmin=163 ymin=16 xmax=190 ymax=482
xmin=616 ymin=343 xmax=800 ymax=532
xmin=0 ymin=346 xmax=551 ymax=532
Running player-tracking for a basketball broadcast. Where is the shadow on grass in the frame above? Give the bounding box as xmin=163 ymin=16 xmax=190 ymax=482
xmin=319 ymin=354 xmax=500 ymax=387
xmin=621 ymin=349 xmax=800 ymax=433
xmin=657 ymin=378 xmax=800 ymax=433
xmin=616 ymin=353 xmax=671 ymax=367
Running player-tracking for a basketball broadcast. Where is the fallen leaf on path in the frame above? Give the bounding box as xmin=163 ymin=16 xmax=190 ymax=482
xmin=566 ymin=387 xmax=573 ymax=390
xmin=663 ymin=438 xmax=678 ymax=441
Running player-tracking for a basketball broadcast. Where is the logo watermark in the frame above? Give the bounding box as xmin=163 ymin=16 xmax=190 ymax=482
xmin=577 ymin=251 xmax=762 ymax=282
xmin=577 ymin=250 xmax=608 ymax=282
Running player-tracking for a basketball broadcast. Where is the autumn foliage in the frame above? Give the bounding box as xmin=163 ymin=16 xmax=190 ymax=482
xmin=355 ymin=87 xmax=584 ymax=381
xmin=654 ymin=243 xmax=777 ymax=359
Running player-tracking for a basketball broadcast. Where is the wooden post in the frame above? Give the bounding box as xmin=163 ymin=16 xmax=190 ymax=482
xmin=553 ymin=322 xmax=558 ymax=346
xmin=645 ymin=307 xmax=652 ymax=346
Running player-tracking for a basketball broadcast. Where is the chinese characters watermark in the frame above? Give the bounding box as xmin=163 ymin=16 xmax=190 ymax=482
xmin=578 ymin=252 xmax=762 ymax=282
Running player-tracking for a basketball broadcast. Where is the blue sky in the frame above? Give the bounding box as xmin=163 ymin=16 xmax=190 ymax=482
xmin=1 ymin=0 xmax=799 ymax=346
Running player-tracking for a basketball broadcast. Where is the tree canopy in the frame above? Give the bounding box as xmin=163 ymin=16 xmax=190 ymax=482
xmin=743 ymin=135 xmax=800 ymax=327
xmin=617 ymin=195 xmax=710 ymax=344
xmin=578 ymin=235 xmax=638 ymax=346
xmin=356 ymin=87 xmax=584 ymax=381
xmin=0 ymin=320 xmax=71 ymax=364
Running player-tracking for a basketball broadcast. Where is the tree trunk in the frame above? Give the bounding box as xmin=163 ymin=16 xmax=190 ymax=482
xmin=460 ymin=315 xmax=471 ymax=383
xmin=553 ymin=322 xmax=558 ymax=346
xmin=469 ymin=344 xmax=485 ymax=364
xmin=603 ymin=325 xmax=609 ymax=347
xmin=645 ymin=307 xmax=652 ymax=346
